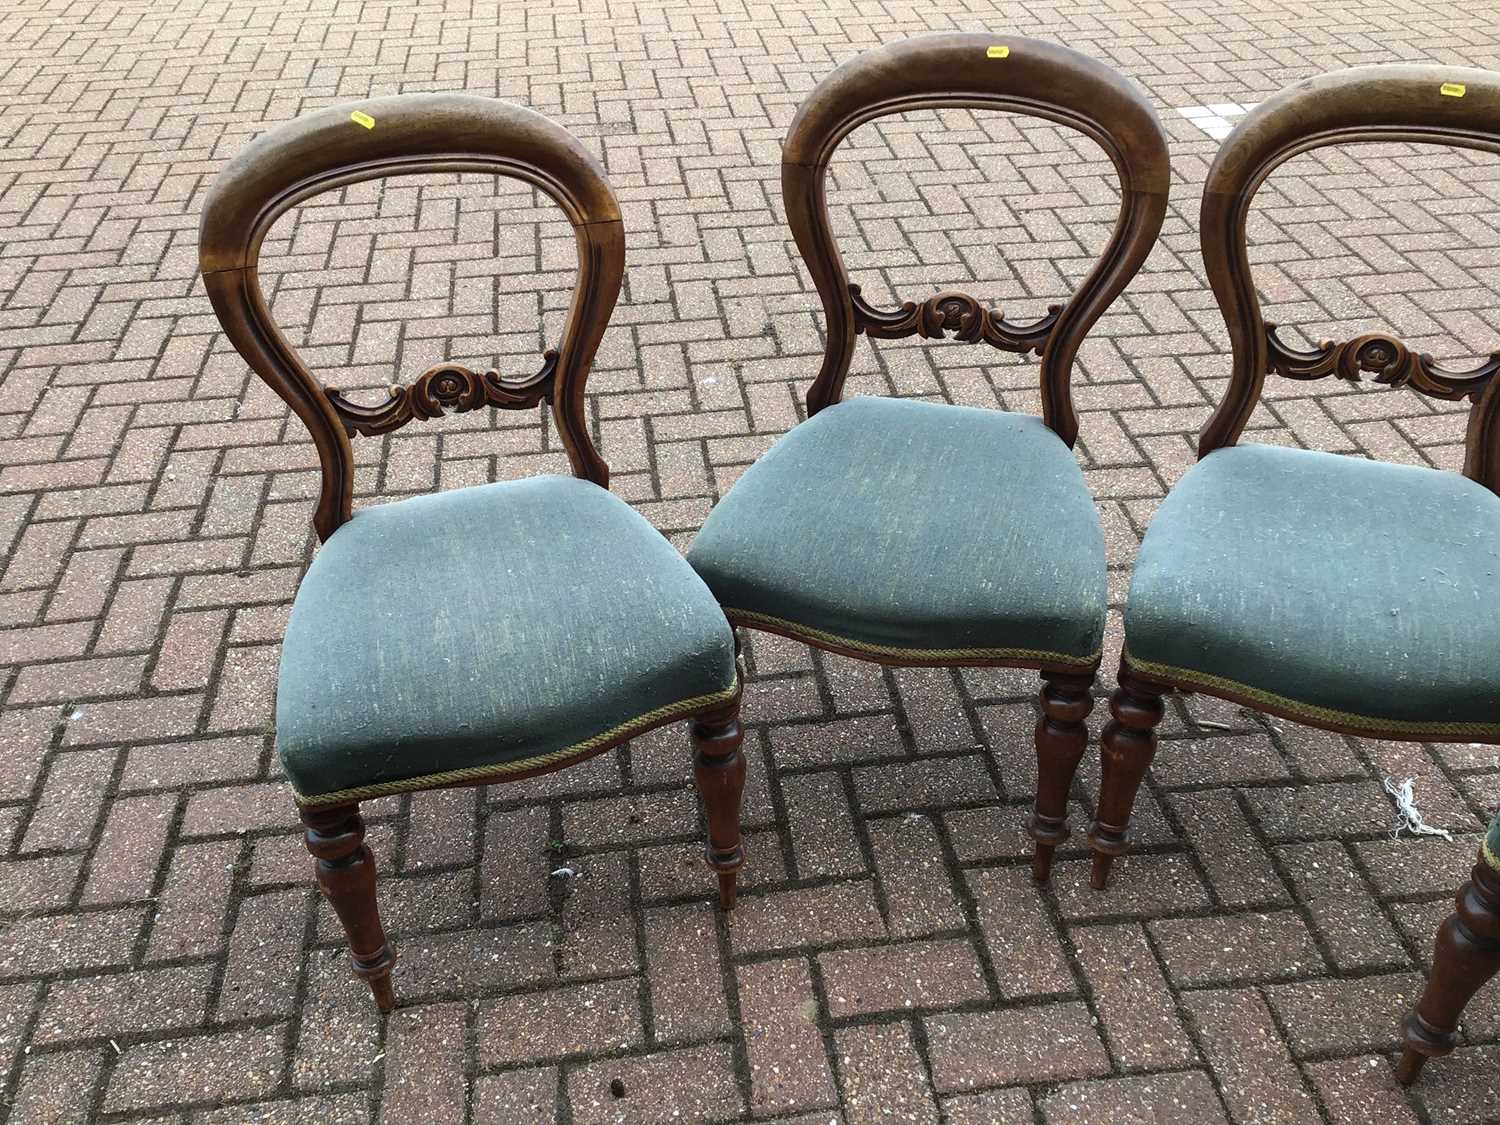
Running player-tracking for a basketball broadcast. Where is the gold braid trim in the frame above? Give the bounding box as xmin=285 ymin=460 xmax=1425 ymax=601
xmin=1125 ymin=652 xmax=1500 ymax=740
xmin=1481 ymin=835 xmax=1500 ymax=874
xmin=292 ymin=682 xmax=741 ymax=807
xmin=726 ymin=608 xmax=1100 ymax=668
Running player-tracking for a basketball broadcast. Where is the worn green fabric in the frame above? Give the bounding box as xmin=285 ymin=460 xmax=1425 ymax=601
xmin=277 ymin=476 xmax=737 ymax=803
xmin=1126 ymin=443 xmax=1500 ymax=732
xmin=686 ymin=396 xmax=1107 ymax=663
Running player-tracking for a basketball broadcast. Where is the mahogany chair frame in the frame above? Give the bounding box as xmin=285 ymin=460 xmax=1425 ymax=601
xmin=198 ymin=94 xmax=746 ymax=1013
xmin=1079 ymin=65 xmax=1500 ymax=1083
xmin=777 ymin=33 xmax=1169 ymax=881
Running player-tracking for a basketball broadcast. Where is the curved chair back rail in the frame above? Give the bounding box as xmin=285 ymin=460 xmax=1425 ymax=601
xmin=198 ymin=94 xmax=625 ymax=540
xmin=781 ymin=32 xmax=1171 ymax=444
xmin=1199 ymin=64 xmax=1500 ymax=491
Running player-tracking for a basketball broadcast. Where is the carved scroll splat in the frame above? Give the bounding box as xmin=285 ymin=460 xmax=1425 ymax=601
xmin=1264 ymin=323 xmax=1500 ymax=403
xmin=325 ymin=350 xmax=559 ymax=437
xmin=849 ymin=283 xmax=1061 ymax=356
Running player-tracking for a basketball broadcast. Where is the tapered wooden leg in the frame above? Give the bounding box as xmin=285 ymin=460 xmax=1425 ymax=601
xmin=302 ymin=802 xmax=396 ymax=1012
xmin=1397 ymin=857 xmax=1500 ymax=1084
xmin=692 ymin=697 xmax=746 ymax=910
xmin=1028 ymin=670 xmax=1095 ymax=883
xmin=1086 ymin=662 xmax=1166 ymax=891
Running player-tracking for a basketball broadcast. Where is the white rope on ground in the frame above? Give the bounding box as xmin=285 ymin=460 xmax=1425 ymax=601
xmin=1382 ymin=776 xmax=1455 ymax=843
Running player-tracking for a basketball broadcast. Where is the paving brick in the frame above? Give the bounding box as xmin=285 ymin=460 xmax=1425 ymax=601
xmin=479 ymin=802 xmax=551 ymax=922
xmin=119 ymin=735 xmax=263 ymax=789
xmin=293 ymin=949 xmax=382 ymax=1092
xmin=389 ymin=923 xmax=555 ymax=1001
xmin=783 ymin=770 xmax=865 ymax=878
xmin=1307 ymin=1055 xmax=1422 ymax=1125
xmin=1073 ymin=922 xmax=1196 ymax=1070
xmin=1149 ymin=911 xmax=1324 ymax=987
xmin=402 ymin=786 xmax=478 ymax=871
xmin=217 ymin=888 xmax=310 ymax=1022
xmin=820 ymin=938 xmax=988 ymax=1017
xmin=9 ymin=1046 xmax=106 ymax=1125
xmin=105 ymin=1024 xmax=288 ymax=1112
xmin=738 ymin=957 xmax=837 ymax=1116
xmin=0 ymin=908 xmax=144 ymax=978
xmin=20 ymin=746 xmax=115 ymax=851
xmin=924 ymin=1001 xmax=1112 ymax=1092
xmin=834 ymin=1021 xmax=938 ymax=1125
xmin=82 ymin=791 xmax=176 ymax=904
xmin=478 ymin=979 xmax=643 ymax=1066
xmin=1184 ymin=989 xmax=1322 ymax=1125
xmin=1276 ymin=840 xmax=1407 ymax=971
xmin=861 ymin=813 xmax=963 ymax=939
xmin=967 ymin=865 xmax=1073 ymax=999
xmin=1168 ymin=788 xmax=1289 ymax=907
xmin=1053 ymin=853 xmax=1213 ymax=920
xmin=730 ymin=880 xmax=885 ymax=954
xmin=34 ymin=963 xmax=212 ymax=1045
xmin=642 ymin=902 xmax=730 ymax=1042
xmin=853 ymin=755 xmax=997 ymax=815
xmin=1264 ymin=971 xmax=1423 ymax=1057
xmin=181 ymin=782 xmax=301 ymax=836
xmin=195 ymin=1093 xmax=370 ymax=1124
xmin=0 ymin=852 xmax=83 ymax=913
xmin=559 ymin=850 xmax=639 ymax=979
xmin=146 ymin=839 xmax=238 ymax=961
xmin=566 ymin=1043 xmax=744 ymax=1125
xmin=471 ymin=1068 xmax=559 ymax=1124
xmin=939 ymin=1088 xmax=1035 ymax=1125
xmin=379 ymin=1002 xmax=467 ymax=1125
xmin=1039 ymin=1071 xmax=1230 ymax=1125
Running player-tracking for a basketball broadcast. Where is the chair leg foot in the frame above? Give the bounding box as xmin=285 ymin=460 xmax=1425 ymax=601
xmin=692 ymin=695 xmax=746 ymax=911
xmin=1028 ymin=670 xmax=1094 ymax=884
xmin=1086 ymin=661 xmax=1165 ymax=891
xmin=1395 ymin=1044 xmax=1426 ymax=1087
xmin=301 ymin=802 xmax=396 ymax=1013
xmin=1090 ymin=850 xmax=1117 ymax=892
xmin=1398 ymin=853 xmax=1500 ymax=1085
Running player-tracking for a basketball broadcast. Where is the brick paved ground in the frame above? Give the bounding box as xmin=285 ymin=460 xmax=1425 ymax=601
xmin=3 ymin=0 xmax=1500 ymax=1121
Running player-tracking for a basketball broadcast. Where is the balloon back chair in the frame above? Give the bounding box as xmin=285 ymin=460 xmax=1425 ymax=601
xmin=198 ymin=95 xmax=745 ymax=1012
xmin=687 ymin=33 xmax=1169 ymax=881
xmin=1080 ymin=64 xmax=1500 ymax=1080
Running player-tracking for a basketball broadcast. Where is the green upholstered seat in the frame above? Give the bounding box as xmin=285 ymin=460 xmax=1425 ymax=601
xmin=276 ymin=476 xmax=738 ymax=805
xmin=1126 ymin=443 xmax=1500 ymax=737
xmin=686 ymin=396 xmax=1107 ymax=665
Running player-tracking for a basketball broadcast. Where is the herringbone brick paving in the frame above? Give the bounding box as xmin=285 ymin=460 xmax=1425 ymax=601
xmin=2 ymin=0 xmax=1500 ymax=1120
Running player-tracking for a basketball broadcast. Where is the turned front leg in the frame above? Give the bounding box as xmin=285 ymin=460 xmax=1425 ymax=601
xmin=302 ymin=802 xmax=396 ymax=1012
xmin=691 ymin=697 xmax=747 ymax=910
xmin=1398 ymin=858 xmax=1500 ymax=1084
xmin=1028 ymin=670 xmax=1095 ymax=883
xmin=1086 ymin=662 xmax=1166 ymax=891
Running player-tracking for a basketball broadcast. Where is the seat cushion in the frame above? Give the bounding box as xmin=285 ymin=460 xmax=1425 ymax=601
xmin=1126 ymin=443 xmax=1500 ymax=737
xmin=686 ymin=396 xmax=1106 ymax=665
xmin=277 ymin=476 xmax=737 ymax=805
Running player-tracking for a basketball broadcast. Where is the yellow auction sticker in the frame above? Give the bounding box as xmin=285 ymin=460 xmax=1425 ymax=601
xmin=1441 ymin=82 xmax=1466 ymax=98
xmin=987 ymin=45 xmax=1009 ymax=58
xmin=350 ymin=110 xmax=376 ymax=128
